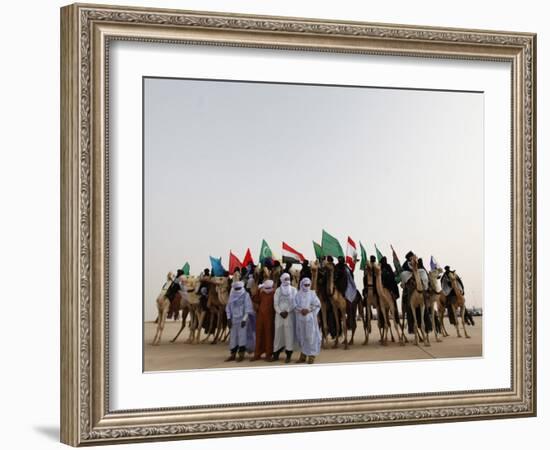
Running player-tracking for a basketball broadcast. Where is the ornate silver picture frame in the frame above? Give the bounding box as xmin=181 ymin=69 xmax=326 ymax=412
xmin=60 ymin=3 xmax=536 ymax=446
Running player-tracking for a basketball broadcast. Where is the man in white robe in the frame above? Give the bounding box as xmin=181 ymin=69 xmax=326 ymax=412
xmin=225 ymin=281 xmax=254 ymax=362
xmin=294 ymin=277 xmax=322 ymax=364
xmin=273 ymin=273 xmax=297 ymax=363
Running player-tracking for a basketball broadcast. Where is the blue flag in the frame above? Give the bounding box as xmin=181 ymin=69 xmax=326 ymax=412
xmin=210 ymin=256 xmax=226 ymax=276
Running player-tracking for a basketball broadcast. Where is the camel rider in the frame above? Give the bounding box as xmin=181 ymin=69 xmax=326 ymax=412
xmin=334 ymin=256 xmax=348 ymax=296
xmin=225 ymin=281 xmax=254 ymax=362
xmin=400 ymin=250 xmax=418 ymax=288
xmin=198 ymin=269 xmax=210 ymax=311
xmin=364 ymin=255 xmax=377 ymax=296
xmin=299 ymin=259 xmax=312 ymax=282
xmin=294 ymin=278 xmax=322 ymax=364
xmin=441 ymin=265 xmax=465 ymax=296
xmin=335 ymin=255 xmax=358 ymax=303
xmin=260 ymin=257 xmax=274 ymax=283
xmin=273 ymin=273 xmax=297 ymax=363
xmin=272 ymin=260 xmax=283 ymax=286
xmin=283 ymin=261 xmax=293 ymax=276
xmin=165 ymin=269 xmax=188 ymax=304
xmin=417 ymin=258 xmax=430 ymax=291
xmin=380 ymin=256 xmax=399 ymax=300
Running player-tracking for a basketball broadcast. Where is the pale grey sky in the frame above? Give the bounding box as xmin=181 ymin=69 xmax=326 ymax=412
xmin=143 ymin=78 xmax=483 ymax=320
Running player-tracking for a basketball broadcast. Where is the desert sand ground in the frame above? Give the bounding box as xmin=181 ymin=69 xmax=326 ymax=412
xmin=144 ymin=317 xmax=482 ymax=372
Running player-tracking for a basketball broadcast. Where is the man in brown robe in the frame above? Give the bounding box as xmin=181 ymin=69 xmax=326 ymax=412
xmin=251 ymin=279 xmax=275 ymax=361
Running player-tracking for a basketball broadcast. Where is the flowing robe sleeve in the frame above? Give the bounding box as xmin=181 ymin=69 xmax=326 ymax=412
xmin=288 ymin=289 xmax=297 ymax=312
xmin=225 ymin=301 xmax=232 ymax=320
xmin=273 ymin=289 xmax=282 ymax=314
xmin=243 ymin=292 xmax=253 ymax=321
xmin=309 ymin=291 xmax=321 ymax=314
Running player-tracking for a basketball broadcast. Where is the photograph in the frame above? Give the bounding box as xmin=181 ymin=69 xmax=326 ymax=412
xmin=143 ymin=77 xmax=484 ymax=371
xmin=58 ymin=2 xmax=536 ymax=445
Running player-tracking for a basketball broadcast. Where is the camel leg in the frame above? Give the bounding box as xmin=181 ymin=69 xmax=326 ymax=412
xmin=171 ymin=315 xmax=186 ymax=343
xmin=452 ymin=305 xmax=461 ymax=337
xmin=202 ymin=310 xmax=217 ymax=343
xmin=212 ymin=311 xmax=222 ymax=344
xmin=432 ymin=304 xmax=443 ymax=342
xmin=389 ymin=306 xmax=402 ymax=345
xmin=349 ymin=302 xmax=357 ymax=346
xmin=387 ymin=308 xmax=396 ymax=343
xmin=152 ymin=302 xmax=168 ymax=346
xmin=332 ymin=303 xmax=340 ymax=349
xmin=420 ymin=305 xmax=430 ymax=347
xmin=363 ymin=304 xmax=371 ymax=345
xmin=410 ymin=305 xmax=420 ymax=346
xmin=320 ymin=302 xmax=329 ymax=349
xmin=194 ymin=311 xmax=206 ymax=344
xmin=438 ymin=305 xmax=449 ymax=337
xmin=342 ymin=307 xmax=349 ymax=350
xmin=356 ymin=300 xmax=366 ymax=345
xmin=378 ymin=307 xmax=387 ymax=346
xmin=461 ymin=307 xmax=471 ymax=338
xmin=185 ymin=309 xmax=196 ymax=343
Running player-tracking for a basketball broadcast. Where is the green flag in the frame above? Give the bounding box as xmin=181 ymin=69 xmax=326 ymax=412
xmin=359 ymin=242 xmax=368 ymax=270
xmin=391 ymin=245 xmax=403 ymax=283
xmin=182 ymin=262 xmax=190 ymax=276
xmin=321 ymin=229 xmax=344 ymax=258
xmin=259 ymin=239 xmax=273 ymax=263
xmin=312 ymin=241 xmax=324 ymax=260
xmin=375 ymin=244 xmax=384 ymax=262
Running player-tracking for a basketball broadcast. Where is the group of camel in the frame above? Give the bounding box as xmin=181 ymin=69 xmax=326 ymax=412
xmin=151 ymin=255 xmax=470 ymax=351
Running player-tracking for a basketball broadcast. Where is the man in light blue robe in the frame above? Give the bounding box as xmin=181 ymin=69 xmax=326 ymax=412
xmin=294 ymin=278 xmax=322 ymax=364
xmin=225 ymin=281 xmax=254 ymax=362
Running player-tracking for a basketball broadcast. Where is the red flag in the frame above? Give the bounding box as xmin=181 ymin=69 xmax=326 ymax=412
xmin=242 ymin=248 xmax=254 ymax=268
xmin=346 ymin=236 xmax=358 ymax=270
xmin=228 ymin=251 xmax=242 ymax=275
xmin=282 ymin=242 xmax=305 ymax=264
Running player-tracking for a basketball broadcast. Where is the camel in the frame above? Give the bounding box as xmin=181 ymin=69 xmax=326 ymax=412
xmin=289 ymin=266 xmax=301 ymax=288
xmin=428 ymin=268 xmax=450 ymax=339
xmin=323 ymin=259 xmax=349 ymax=349
xmin=194 ymin=275 xmax=230 ymax=344
xmin=171 ymin=275 xmax=202 ymax=343
xmin=362 ymin=262 xmax=384 ymax=345
xmin=447 ymin=271 xmax=471 ymax=339
xmin=151 ymin=272 xmax=177 ymax=346
xmin=407 ymin=256 xmax=430 ymax=346
xmin=311 ymin=260 xmax=331 ymax=348
xmin=373 ymin=263 xmax=404 ymax=345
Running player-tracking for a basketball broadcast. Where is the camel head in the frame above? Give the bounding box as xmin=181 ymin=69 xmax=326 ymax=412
xmin=410 ymin=255 xmax=419 ymax=270
xmin=167 ymin=271 xmax=175 ymax=282
xmin=322 ymin=259 xmax=334 ymax=271
xmin=253 ymin=265 xmax=261 ymax=283
xmin=372 ymin=262 xmax=381 ymax=276
xmin=183 ymin=275 xmax=199 ymax=291
xmin=428 ymin=268 xmax=443 ymax=290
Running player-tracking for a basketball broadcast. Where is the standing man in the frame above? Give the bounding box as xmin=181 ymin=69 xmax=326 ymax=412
xmin=225 ymin=281 xmax=254 ymax=362
xmin=251 ymin=279 xmax=276 ymax=361
xmin=294 ymin=278 xmax=322 ymax=364
xmin=273 ymin=273 xmax=297 ymax=363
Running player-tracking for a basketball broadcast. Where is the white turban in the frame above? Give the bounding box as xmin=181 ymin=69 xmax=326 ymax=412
xmin=228 ymin=281 xmax=245 ymax=303
xmin=261 ymin=279 xmax=274 ymax=293
xmin=299 ymin=277 xmax=312 ymax=292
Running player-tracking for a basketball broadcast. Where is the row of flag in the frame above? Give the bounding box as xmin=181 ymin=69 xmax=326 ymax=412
xmin=180 ymin=230 xmax=442 ymax=277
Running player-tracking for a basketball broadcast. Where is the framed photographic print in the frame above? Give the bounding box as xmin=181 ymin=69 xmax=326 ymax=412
xmin=60 ymin=3 xmax=536 ymax=446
